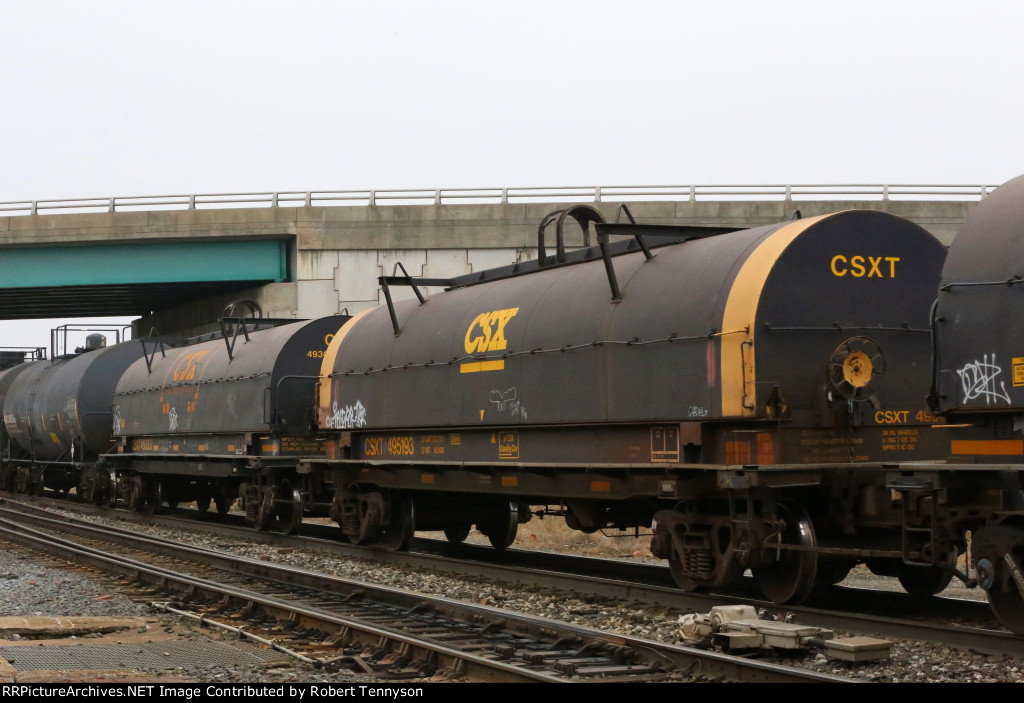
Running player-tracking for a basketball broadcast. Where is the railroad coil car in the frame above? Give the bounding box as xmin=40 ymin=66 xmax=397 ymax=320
xmin=918 ymin=172 xmax=1024 ymax=632
xmin=108 ymin=311 xmax=350 ymax=530
xmin=310 ymin=206 xmax=949 ymax=605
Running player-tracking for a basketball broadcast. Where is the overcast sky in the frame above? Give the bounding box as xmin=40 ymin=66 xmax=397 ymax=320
xmin=1 ymin=0 xmax=1022 ymax=348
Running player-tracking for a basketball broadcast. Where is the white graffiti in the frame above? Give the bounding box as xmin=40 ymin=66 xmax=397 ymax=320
xmin=112 ymin=406 xmax=122 ymax=434
xmin=688 ymin=406 xmax=709 ymax=418
xmin=489 ymin=387 xmax=527 ymax=420
xmin=168 ymin=406 xmax=179 ymax=431
xmin=957 ymin=353 xmax=1012 ymax=405
xmin=324 ymin=399 xmax=367 ymax=429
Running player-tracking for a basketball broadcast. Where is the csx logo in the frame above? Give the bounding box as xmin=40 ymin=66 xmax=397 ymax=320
xmin=172 ymin=351 xmax=209 ymax=382
xmin=460 ymin=307 xmax=519 ymax=374
xmin=830 ymin=255 xmax=900 ymax=278
xmin=464 ymin=308 xmax=520 ymax=354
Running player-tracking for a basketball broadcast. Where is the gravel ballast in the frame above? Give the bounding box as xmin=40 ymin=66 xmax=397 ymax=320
xmin=2 ymin=507 xmax=1023 ymax=683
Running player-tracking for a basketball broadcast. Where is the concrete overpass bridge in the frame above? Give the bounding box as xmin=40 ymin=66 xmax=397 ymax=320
xmin=0 ymin=184 xmax=996 ymax=338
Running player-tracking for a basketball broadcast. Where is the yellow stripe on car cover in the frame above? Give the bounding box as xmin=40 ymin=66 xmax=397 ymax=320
xmin=317 ymin=308 xmax=373 ymax=423
xmin=720 ymin=214 xmax=831 ymax=416
xmin=460 ymin=360 xmax=506 ymax=374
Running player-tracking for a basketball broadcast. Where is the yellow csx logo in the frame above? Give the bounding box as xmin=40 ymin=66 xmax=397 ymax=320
xmin=461 ymin=307 xmax=519 ymax=374
xmin=172 ymin=351 xmax=209 ymax=382
xmin=830 ymin=255 xmax=900 ymax=278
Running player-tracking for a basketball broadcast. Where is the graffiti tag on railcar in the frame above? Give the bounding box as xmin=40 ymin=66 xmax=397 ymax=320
xmin=489 ymin=387 xmax=528 ymax=419
xmin=324 ymin=400 xmax=367 ymax=429
xmin=957 ymin=354 xmax=1011 ymax=405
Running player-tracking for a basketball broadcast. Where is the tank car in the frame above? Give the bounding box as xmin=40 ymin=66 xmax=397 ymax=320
xmin=0 ymin=349 xmax=46 ymax=489
xmin=109 ymin=308 xmax=350 ymax=531
xmin=925 ymin=173 xmax=1024 ymax=632
xmin=309 ymin=205 xmax=950 ymax=605
xmin=1 ymin=333 xmax=147 ymax=500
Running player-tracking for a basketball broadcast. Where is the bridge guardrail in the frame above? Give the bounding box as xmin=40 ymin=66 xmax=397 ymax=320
xmin=0 ymin=184 xmax=998 ymax=216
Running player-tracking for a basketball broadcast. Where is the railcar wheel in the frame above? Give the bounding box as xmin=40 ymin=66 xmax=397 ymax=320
xmin=981 ymin=561 xmax=1024 ymax=635
xmin=337 ymin=490 xmax=414 ymax=550
xmin=482 ymin=502 xmax=519 ymax=551
xmin=128 ymin=477 xmax=144 ymax=512
xmin=488 ymin=524 xmax=518 ymax=550
xmin=254 ymin=491 xmax=274 ymax=531
xmin=895 ymin=562 xmax=954 ymax=597
xmin=215 ymin=494 xmax=232 ymax=515
xmin=276 ymin=481 xmax=303 ymax=536
xmin=443 ymin=524 xmax=471 ymax=543
xmin=141 ymin=479 xmax=162 ymax=515
xmin=105 ymin=478 xmax=117 ymax=509
xmin=196 ymin=496 xmax=211 ymax=513
xmin=753 ymin=502 xmax=818 ymax=604
xmin=29 ymin=469 xmax=44 ymax=497
xmin=975 ymin=527 xmax=1024 ymax=635
xmin=377 ymin=494 xmax=415 ymax=551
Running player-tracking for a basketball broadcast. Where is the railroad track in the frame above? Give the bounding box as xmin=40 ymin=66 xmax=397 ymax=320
xmin=6 ymin=494 xmax=1019 ymax=660
xmin=0 ymin=500 xmax=847 ymax=683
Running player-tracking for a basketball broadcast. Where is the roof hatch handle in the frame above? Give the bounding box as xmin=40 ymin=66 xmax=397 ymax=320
xmin=537 ymin=205 xmax=603 ymax=267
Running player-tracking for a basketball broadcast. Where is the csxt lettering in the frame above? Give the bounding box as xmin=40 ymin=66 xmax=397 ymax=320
xmin=830 ymin=255 xmax=900 ymax=278
xmin=875 ymin=410 xmax=909 ymax=424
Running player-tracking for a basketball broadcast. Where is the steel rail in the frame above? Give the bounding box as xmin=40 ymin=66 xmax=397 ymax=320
xmin=0 ymin=183 xmax=998 ymax=216
xmin=6 ymin=495 xmax=1020 ymax=660
xmin=0 ymin=515 xmax=566 ymax=683
xmin=0 ymin=504 xmax=849 ymax=683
